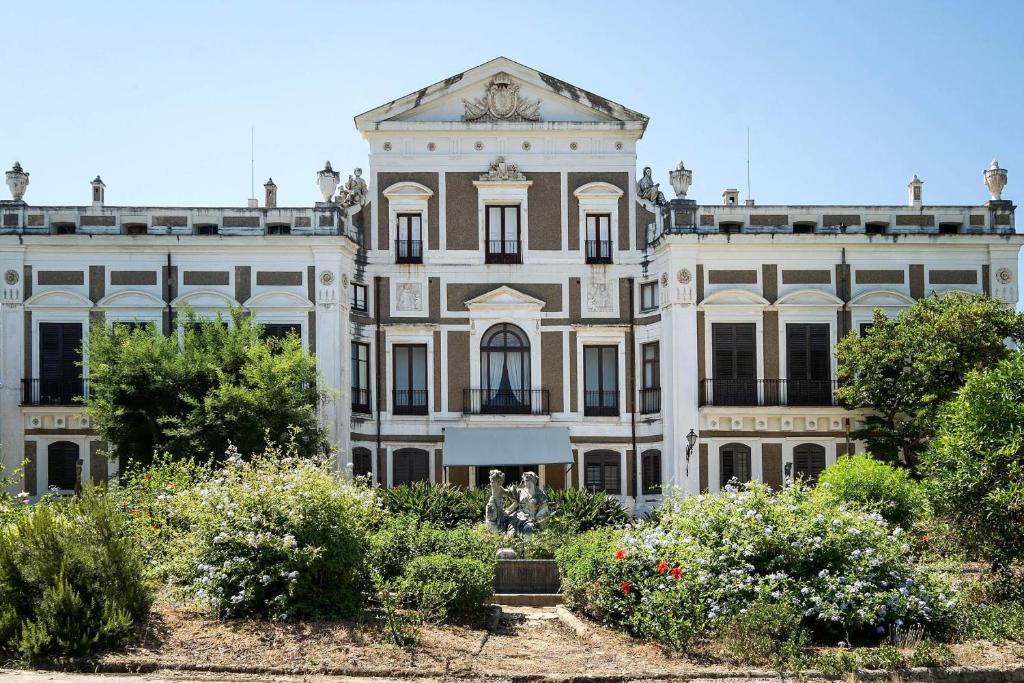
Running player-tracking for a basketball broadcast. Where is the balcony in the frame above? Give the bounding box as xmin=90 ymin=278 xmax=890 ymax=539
xmin=22 ymin=378 xmax=88 ymax=406
xmin=639 ymin=387 xmax=661 ymax=414
xmin=699 ymin=379 xmax=838 ymax=407
xmin=585 ymin=239 xmax=613 ymax=264
xmin=485 ymin=240 xmax=522 ymax=264
xmin=351 ymin=388 xmax=372 ymax=415
xmin=463 ymin=388 xmax=549 ymax=415
xmin=392 ymin=389 xmax=428 ymax=415
xmin=395 ymin=239 xmax=423 ymax=264
xmin=584 ymin=390 xmax=619 ymax=417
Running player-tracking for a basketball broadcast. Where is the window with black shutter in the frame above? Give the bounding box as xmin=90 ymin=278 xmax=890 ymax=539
xmin=584 ymin=450 xmax=621 ymax=494
xmin=859 ymin=322 xmax=873 ymax=337
xmin=786 ymin=323 xmax=831 ymax=405
xmin=261 ymin=323 xmax=301 ymax=341
xmin=719 ymin=443 xmax=752 ymax=487
xmin=793 ymin=443 xmax=827 ymax=483
xmin=392 ymin=448 xmax=429 ymax=486
xmin=38 ymin=322 xmax=83 ymax=404
xmin=352 ymin=447 xmax=373 ymax=479
xmin=641 ymin=449 xmax=661 ymax=495
xmin=47 ymin=441 xmax=80 ymax=491
xmin=711 ymin=323 xmax=756 ymax=405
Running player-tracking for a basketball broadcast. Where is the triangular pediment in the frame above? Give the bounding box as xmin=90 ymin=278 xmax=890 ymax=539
xmin=465 ymin=285 xmax=546 ymax=311
xmin=355 ymin=57 xmax=647 ymax=130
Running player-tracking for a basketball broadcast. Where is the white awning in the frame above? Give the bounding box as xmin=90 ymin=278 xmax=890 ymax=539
xmin=442 ymin=427 xmax=573 ymax=467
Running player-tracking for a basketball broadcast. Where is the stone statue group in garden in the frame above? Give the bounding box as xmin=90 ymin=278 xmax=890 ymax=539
xmin=484 ymin=469 xmax=550 ymax=538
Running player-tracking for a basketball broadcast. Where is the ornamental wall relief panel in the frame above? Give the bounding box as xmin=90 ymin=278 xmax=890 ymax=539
xmin=396 ymin=282 xmax=423 ymax=312
xmin=586 ymin=280 xmax=614 ymax=314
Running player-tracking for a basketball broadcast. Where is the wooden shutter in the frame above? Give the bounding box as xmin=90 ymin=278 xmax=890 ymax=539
xmin=47 ymin=441 xmax=79 ymax=490
xmin=787 ymin=324 xmax=830 ymax=381
xmin=713 ymin=323 xmax=755 ymax=379
xmin=39 ymin=323 xmax=82 ymax=381
xmin=352 ymin=448 xmax=372 ymax=478
xmin=794 ymin=444 xmax=827 ymax=482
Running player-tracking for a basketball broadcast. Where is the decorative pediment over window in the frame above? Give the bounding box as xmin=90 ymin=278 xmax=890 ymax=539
xmin=699 ymin=288 xmax=770 ymax=309
xmin=243 ymin=291 xmax=314 ymax=312
xmin=465 ymin=285 xmax=545 ymax=312
xmin=478 ymin=157 xmax=526 ymax=182
xmin=171 ymin=290 xmax=236 ymax=310
xmin=24 ymin=289 xmax=93 ymax=310
xmin=848 ymin=289 xmax=915 ymax=308
xmin=382 ymin=181 xmax=434 ymax=201
xmin=573 ymin=181 xmax=624 ymax=201
xmin=775 ymin=289 xmax=844 ymax=308
xmin=97 ymin=289 xmax=166 ymax=310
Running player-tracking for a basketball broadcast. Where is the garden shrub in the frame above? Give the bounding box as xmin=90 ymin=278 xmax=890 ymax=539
xmin=717 ymin=597 xmax=809 ymax=667
xmin=815 ymin=454 xmax=927 ymax=529
xmin=152 ymin=444 xmax=380 ymax=619
xmin=950 ymin=601 xmax=1024 ymax=643
xmin=910 ymin=639 xmax=955 ymax=667
xmin=557 ymin=483 xmax=952 ymax=652
xmin=366 ymin=515 xmax=496 ymax=581
xmin=923 ymin=351 xmax=1024 ymax=571
xmin=857 ymin=644 xmax=907 ymax=671
xmin=0 ymin=487 xmax=152 ymax=660
xmin=545 ymin=487 xmax=629 ymax=534
xmin=397 ymin=554 xmax=493 ymax=621
xmin=381 ymin=482 xmax=482 ymax=529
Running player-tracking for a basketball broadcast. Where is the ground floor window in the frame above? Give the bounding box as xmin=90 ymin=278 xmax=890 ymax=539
xmin=47 ymin=441 xmax=80 ymax=491
xmin=719 ymin=443 xmax=752 ymax=488
xmin=793 ymin=443 xmax=827 ymax=483
xmin=584 ymin=450 xmax=621 ymax=494
xmin=641 ymin=449 xmax=661 ymax=495
xmin=352 ymin=447 xmax=373 ymax=479
xmin=474 ymin=464 xmax=536 ymax=488
xmin=393 ymin=447 xmax=429 ymax=486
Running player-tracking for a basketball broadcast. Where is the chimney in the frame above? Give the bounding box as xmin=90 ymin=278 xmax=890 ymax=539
xmin=264 ymin=178 xmax=278 ymax=209
xmin=722 ymin=188 xmax=739 ymax=206
xmin=907 ymin=174 xmax=923 ymax=208
xmin=91 ymin=175 xmax=105 ymax=207
xmin=744 ymin=198 xmax=756 ymax=207
xmin=247 ymin=198 xmax=258 ymax=208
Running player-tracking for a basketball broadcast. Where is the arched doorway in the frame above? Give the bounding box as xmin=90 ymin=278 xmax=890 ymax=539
xmin=47 ymin=441 xmax=80 ymax=491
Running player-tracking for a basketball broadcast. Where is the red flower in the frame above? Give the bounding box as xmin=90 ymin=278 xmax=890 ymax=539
xmin=143 ymin=473 xmax=152 ymax=481
xmin=670 ymin=566 xmax=683 ymax=580
xmin=614 ymin=549 xmax=626 ymax=561
xmin=166 ymin=482 xmax=175 ymax=490
xmin=656 ymin=561 xmax=670 ymax=574
xmin=922 ymin=534 xmax=929 ymax=543
xmin=620 ymin=581 xmax=632 ymax=594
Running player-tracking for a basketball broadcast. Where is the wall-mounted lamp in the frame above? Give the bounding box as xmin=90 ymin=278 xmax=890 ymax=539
xmin=684 ymin=429 xmax=697 ymax=475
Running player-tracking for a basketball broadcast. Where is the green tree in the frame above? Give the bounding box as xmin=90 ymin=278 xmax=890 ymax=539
xmin=85 ymin=307 xmax=326 ymax=467
xmin=835 ymin=292 xmax=1024 ymax=467
xmin=922 ymin=350 xmax=1024 ymax=571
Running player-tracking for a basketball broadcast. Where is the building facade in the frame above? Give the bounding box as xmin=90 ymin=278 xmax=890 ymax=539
xmin=1 ymin=57 xmax=1019 ymax=509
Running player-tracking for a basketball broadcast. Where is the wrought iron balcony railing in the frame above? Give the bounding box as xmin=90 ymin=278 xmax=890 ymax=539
xmin=395 ymin=239 xmax=423 ymax=264
xmin=585 ymin=239 xmax=613 ymax=264
xmin=463 ymin=388 xmax=549 ymax=415
xmin=392 ymin=389 xmax=429 ymax=415
xmin=485 ymin=240 xmax=522 ymax=264
xmin=22 ymin=378 xmax=87 ymax=406
xmin=351 ymin=388 xmax=372 ymax=414
xmin=584 ymin=390 xmax=620 ymax=416
xmin=639 ymin=387 xmax=661 ymax=414
xmin=699 ymin=379 xmax=838 ymax=407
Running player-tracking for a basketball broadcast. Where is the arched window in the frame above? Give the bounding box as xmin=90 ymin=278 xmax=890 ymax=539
xmin=47 ymin=441 xmax=80 ymax=491
xmin=719 ymin=443 xmax=751 ymax=488
xmin=393 ymin=448 xmax=430 ymax=486
xmin=793 ymin=443 xmax=827 ymax=483
xmin=481 ymin=323 xmax=531 ymax=412
xmin=641 ymin=449 xmax=661 ymax=495
xmin=352 ymin=447 xmax=373 ymax=479
xmin=584 ymin=450 xmax=621 ymax=494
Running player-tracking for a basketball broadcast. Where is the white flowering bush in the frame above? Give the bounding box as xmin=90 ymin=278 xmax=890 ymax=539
xmin=145 ymin=444 xmax=381 ymax=620
xmin=557 ymin=482 xmax=952 ymax=651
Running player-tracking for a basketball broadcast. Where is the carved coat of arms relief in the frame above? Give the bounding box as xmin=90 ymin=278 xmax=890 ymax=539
xmin=463 ymin=73 xmax=541 ymax=122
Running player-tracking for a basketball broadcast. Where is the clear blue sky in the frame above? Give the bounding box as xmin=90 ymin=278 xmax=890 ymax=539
xmin=2 ymin=1 xmax=1021 ymax=211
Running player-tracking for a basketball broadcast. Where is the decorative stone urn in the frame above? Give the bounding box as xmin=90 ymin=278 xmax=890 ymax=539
xmin=6 ymin=162 xmax=29 ymax=201
xmin=316 ymin=161 xmax=340 ymax=203
xmin=984 ymin=160 xmax=1008 ymax=201
xmin=669 ymin=161 xmax=692 ymax=198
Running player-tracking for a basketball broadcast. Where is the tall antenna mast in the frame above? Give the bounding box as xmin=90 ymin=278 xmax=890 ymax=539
xmin=746 ymin=127 xmax=751 ymax=201
xmin=250 ymin=126 xmax=255 ymax=199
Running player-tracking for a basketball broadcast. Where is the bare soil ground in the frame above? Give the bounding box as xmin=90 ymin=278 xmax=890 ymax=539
xmin=80 ymin=602 xmax=1024 ymax=679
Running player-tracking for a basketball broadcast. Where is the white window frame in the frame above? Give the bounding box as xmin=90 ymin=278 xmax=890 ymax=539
xmin=473 ymin=178 xmax=532 ymax=264
xmin=573 ymin=182 xmax=623 ymax=264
